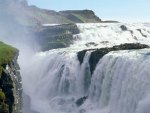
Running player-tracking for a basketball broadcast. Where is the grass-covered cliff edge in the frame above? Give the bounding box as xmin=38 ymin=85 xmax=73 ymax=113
xmin=0 ymin=42 xmax=22 ymax=113
xmin=0 ymin=42 xmax=18 ymax=66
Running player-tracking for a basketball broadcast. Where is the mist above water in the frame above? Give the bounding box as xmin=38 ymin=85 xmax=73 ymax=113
xmin=20 ymin=23 xmax=150 ymax=113
xmin=1 ymin=1 xmax=150 ymax=113
xmin=0 ymin=2 xmax=39 ymax=112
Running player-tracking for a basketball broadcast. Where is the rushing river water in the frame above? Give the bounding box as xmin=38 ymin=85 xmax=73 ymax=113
xmin=2 ymin=23 xmax=150 ymax=113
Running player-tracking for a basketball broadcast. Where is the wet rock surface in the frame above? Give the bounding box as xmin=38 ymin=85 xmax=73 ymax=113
xmin=78 ymin=43 xmax=149 ymax=74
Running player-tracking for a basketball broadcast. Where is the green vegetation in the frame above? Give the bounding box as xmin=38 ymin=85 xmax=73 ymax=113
xmin=0 ymin=41 xmax=18 ymax=113
xmin=2 ymin=2 xmax=102 ymax=27
xmin=0 ymin=90 xmax=9 ymax=113
xmin=0 ymin=41 xmax=18 ymax=66
xmin=72 ymin=13 xmax=86 ymax=22
xmin=0 ymin=103 xmax=9 ymax=113
xmin=0 ymin=41 xmax=18 ymax=76
xmin=0 ymin=67 xmax=2 ymax=78
xmin=0 ymin=90 xmax=5 ymax=104
xmin=59 ymin=10 xmax=101 ymax=23
xmin=37 ymin=24 xmax=80 ymax=51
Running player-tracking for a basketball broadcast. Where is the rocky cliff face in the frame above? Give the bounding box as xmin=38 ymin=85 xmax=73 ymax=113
xmin=33 ymin=23 xmax=80 ymax=51
xmin=0 ymin=42 xmax=22 ymax=113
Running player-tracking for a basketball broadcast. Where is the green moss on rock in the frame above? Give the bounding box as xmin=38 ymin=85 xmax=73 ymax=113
xmin=0 ymin=90 xmax=9 ymax=113
xmin=35 ymin=23 xmax=80 ymax=51
xmin=59 ymin=10 xmax=101 ymax=23
xmin=0 ymin=90 xmax=5 ymax=104
xmin=0 ymin=103 xmax=9 ymax=113
xmin=0 ymin=41 xmax=19 ymax=113
xmin=0 ymin=41 xmax=18 ymax=66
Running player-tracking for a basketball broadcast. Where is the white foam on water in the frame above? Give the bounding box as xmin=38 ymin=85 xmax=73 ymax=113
xmin=21 ymin=23 xmax=150 ymax=113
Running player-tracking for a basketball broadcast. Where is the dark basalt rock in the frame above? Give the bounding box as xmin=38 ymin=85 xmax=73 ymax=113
xmin=102 ymin=20 xmax=119 ymax=23
xmin=120 ymin=25 xmax=128 ymax=31
xmin=77 ymin=50 xmax=87 ymax=65
xmin=76 ymin=96 xmax=88 ymax=107
xmin=100 ymin=41 xmax=109 ymax=44
xmin=137 ymin=29 xmax=147 ymax=38
xmin=85 ymin=42 xmax=98 ymax=47
xmin=0 ymin=66 xmax=14 ymax=113
xmin=78 ymin=43 xmax=149 ymax=74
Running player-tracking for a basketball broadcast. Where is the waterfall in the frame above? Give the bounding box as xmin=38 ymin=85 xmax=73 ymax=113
xmin=22 ymin=49 xmax=150 ymax=113
xmin=88 ymin=50 xmax=150 ymax=113
xmin=19 ymin=23 xmax=150 ymax=113
xmin=72 ymin=23 xmax=150 ymax=50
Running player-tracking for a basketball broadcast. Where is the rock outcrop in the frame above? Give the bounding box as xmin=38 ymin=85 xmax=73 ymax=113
xmin=0 ymin=42 xmax=22 ymax=113
xmin=59 ymin=10 xmax=101 ymax=23
xmin=75 ymin=96 xmax=88 ymax=107
xmin=34 ymin=23 xmax=80 ymax=51
xmin=120 ymin=25 xmax=128 ymax=31
xmin=78 ymin=43 xmax=149 ymax=74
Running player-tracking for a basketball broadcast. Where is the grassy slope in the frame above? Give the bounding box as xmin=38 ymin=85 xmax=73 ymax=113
xmin=71 ymin=13 xmax=85 ymax=22
xmin=59 ymin=10 xmax=102 ymax=23
xmin=0 ymin=41 xmax=18 ymax=66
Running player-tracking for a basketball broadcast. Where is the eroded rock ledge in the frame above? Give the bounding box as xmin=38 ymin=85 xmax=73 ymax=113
xmin=77 ymin=43 xmax=149 ymax=74
xmin=0 ymin=42 xmax=22 ymax=113
xmin=34 ymin=23 xmax=80 ymax=51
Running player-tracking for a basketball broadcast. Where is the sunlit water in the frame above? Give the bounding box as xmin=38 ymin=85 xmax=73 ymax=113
xmin=2 ymin=23 xmax=150 ymax=113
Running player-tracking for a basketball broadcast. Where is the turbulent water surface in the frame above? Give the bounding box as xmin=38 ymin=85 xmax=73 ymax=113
xmin=11 ymin=23 xmax=150 ymax=113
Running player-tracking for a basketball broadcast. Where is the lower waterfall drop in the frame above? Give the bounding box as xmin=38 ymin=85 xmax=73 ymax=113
xmin=22 ymin=49 xmax=150 ymax=113
xmin=20 ymin=23 xmax=150 ymax=113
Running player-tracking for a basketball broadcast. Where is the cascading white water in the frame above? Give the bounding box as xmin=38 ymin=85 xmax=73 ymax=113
xmin=72 ymin=23 xmax=150 ymax=50
xmin=20 ymin=23 xmax=150 ymax=113
xmin=87 ymin=50 xmax=150 ymax=113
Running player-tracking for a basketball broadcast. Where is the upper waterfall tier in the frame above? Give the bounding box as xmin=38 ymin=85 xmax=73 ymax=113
xmin=71 ymin=23 xmax=150 ymax=50
xmin=35 ymin=23 xmax=150 ymax=51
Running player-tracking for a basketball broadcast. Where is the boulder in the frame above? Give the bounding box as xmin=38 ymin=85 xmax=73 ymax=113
xmin=76 ymin=96 xmax=88 ymax=107
xmin=120 ymin=25 xmax=128 ymax=31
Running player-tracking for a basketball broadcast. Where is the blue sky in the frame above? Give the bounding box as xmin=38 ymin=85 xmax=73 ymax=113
xmin=28 ymin=0 xmax=150 ymax=22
